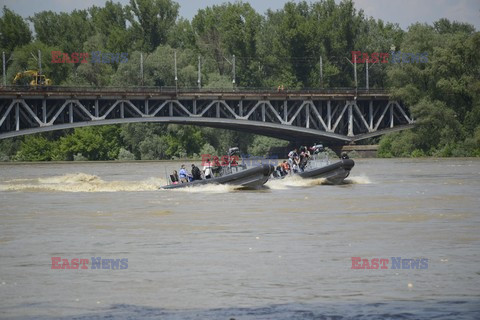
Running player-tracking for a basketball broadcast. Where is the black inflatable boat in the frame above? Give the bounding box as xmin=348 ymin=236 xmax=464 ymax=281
xmin=161 ymin=163 xmax=275 ymax=189
xmin=297 ymin=158 xmax=354 ymax=184
xmin=272 ymin=145 xmax=355 ymax=185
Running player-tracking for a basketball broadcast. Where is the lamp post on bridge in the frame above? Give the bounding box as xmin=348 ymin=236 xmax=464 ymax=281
xmin=319 ymin=56 xmax=323 ymax=88
xmin=232 ymin=54 xmax=236 ymax=90
xmin=2 ymin=52 xmax=5 ymax=87
xmin=140 ymin=52 xmax=144 ymax=86
xmin=197 ymin=55 xmax=201 ymax=89
xmin=174 ymin=51 xmax=178 ymax=94
xmin=345 ymin=57 xmax=358 ymax=96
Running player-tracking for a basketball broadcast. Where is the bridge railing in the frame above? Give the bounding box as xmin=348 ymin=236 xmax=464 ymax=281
xmin=0 ymin=85 xmax=388 ymax=95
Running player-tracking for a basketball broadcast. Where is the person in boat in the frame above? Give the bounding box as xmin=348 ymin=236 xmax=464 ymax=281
xmin=288 ymin=148 xmax=298 ymax=169
xmin=211 ymin=156 xmax=222 ymax=177
xmin=191 ymin=164 xmax=202 ymax=181
xmin=274 ymin=164 xmax=283 ymax=178
xmin=170 ymin=170 xmax=179 ymax=184
xmin=280 ymin=160 xmax=290 ymax=176
xmin=299 ymin=146 xmax=310 ymax=172
xmin=292 ymin=162 xmax=299 ymax=173
xmin=179 ymin=164 xmax=189 ymax=183
xmin=203 ymin=159 xmax=213 ymax=179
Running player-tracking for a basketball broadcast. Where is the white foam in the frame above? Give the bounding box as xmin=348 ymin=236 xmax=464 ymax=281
xmin=168 ymin=183 xmax=242 ymax=193
xmin=344 ymin=174 xmax=372 ymax=185
xmin=266 ymin=175 xmax=328 ymax=189
xmin=0 ymin=173 xmax=166 ymax=192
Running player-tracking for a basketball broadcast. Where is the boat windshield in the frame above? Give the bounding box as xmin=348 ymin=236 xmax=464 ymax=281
xmin=219 ymin=163 xmax=247 ymax=176
xmin=304 ymin=152 xmax=331 ymax=170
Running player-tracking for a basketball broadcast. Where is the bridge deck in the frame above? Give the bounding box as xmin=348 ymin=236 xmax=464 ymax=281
xmin=0 ymin=86 xmax=389 ymax=100
xmin=0 ymin=86 xmax=412 ymax=142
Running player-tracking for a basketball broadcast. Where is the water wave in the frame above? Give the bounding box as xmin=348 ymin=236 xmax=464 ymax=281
xmin=266 ymin=175 xmax=328 ymax=189
xmin=0 ymin=173 xmax=165 ymax=192
xmin=0 ymin=172 xmax=372 ymax=193
xmin=169 ymin=183 xmax=243 ymax=193
xmin=265 ymin=174 xmax=372 ymax=189
xmin=344 ymin=174 xmax=372 ymax=184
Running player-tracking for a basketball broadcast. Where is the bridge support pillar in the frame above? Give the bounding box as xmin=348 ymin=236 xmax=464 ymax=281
xmin=305 ymin=103 xmax=310 ymax=128
xmin=390 ymin=103 xmax=394 ymax=128
xmin=15 ymin=102 xmax=19 ymax=131
xmin=347 ymin=102 xmax=354 ymax=137
xmin=69 ymin=102 xmax=73 ymax=123
xmin=369 ymin=100 xmax=373 ymax=130
xmin=95 ymin=100 xmax=99 ymax=118
xmin=42 ymin=99 xmax=46 ymax=123
xmin=327 ymin=100 xmax=332 ymax=131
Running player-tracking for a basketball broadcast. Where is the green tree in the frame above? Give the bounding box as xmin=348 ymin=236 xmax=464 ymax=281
xmin=383 ymin=20 xmax=480 ymax=156
xmin=0 ymin=6 xmax=31 ymax=52
xmin=126 ymin=0 xmax=179 ymax=52
xmin=112 ymin=46 xmax=197 ymax=87
xmin=121 ymin=123 xmax=167 ymax=158
xmin=30 ymin=10 xmax=94 ymax=53
xmin=139 ymin=135 xmax=169 ymax=159
xmin=89 ymin=1 xmax=131 ymax=53
xmin=14 ymin=135 xmax=56 ymax=161
xmin=0 ymin=138 xmax=21 ymax=161
xmin=192 ymin=2 xmax=262 ymax=86
xmin=248 ymin=136 xmax=288 ymax=156
xmin=58 ymin=126 xmax=122 ymax=160
xmin=75 ymin=34 xmax=115 ymax=86
xmin=7 ymin=41 xmax=70 ymax=86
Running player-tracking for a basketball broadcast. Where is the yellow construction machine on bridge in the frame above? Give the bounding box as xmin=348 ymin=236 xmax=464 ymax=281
xmin=13 ymin=70 xmax=52 ymax=87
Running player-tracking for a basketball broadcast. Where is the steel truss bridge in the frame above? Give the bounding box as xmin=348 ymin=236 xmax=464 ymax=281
xmin=0 ymin=87 xmax=414 ymax=143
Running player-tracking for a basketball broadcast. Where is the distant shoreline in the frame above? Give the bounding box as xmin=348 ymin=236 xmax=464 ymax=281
xmin=2 ymin=157 xmax=480 ymax=165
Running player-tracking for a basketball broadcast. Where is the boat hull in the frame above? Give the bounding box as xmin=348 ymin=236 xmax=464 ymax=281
xmin=297 ymin=159 xmax=355 ymax=184
xmin=161 ymin=164 xmax=275 ymax=189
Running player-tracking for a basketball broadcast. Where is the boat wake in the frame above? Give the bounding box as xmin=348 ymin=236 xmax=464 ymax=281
xmin=169 ymin=183 xmax=243 ymax=193
xmin=344 ymin=174 xmax=372 ymax=185
xmin=0 ymin=172 xmax=372 ymax=193
xmin=0 ymin=173 xmax=166 ymax=192
xmin=265 ymin=174 xmax=372 ymax=189
xmin=266 ymin=175 xmax=328 ymax=189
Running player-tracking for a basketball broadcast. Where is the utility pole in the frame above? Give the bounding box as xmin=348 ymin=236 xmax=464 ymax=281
xmin=354 ymin=59 xmax=357 ymax=90
xmin=366 ymin=59 xmax=369 ymax=90
xmin=232 ymin=54 xmax=236 ymax=88
xmin=365 ymin=58 xmax=378 ymax=90
xmin=2 ymin=52 xmax=5 ymax=87
xmin=38 ymin=50 xmax=42 ymax=75
xmin=174 ymin=51 xmax=178 ymax=93
xmin=140 ymin=52 xmax=144 ymax=86
xmin=197 ymin=55 xmax=201 ymax=89
xmin=319 ymin=56 xmax=323 ymax=88
xmin=345 ymin=57 xmax=357 ymax=90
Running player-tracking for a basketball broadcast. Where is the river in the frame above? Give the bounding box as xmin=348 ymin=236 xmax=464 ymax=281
xmin=0 ymin=158 xmax=479 ymax=319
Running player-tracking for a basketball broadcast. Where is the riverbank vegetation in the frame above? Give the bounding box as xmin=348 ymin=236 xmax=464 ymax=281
xmin=0 ymin=0 xmax=479 ymax=160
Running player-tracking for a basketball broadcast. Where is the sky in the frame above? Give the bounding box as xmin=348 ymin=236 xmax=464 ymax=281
xmin=1 ymin=0 xmax=479 ymax=31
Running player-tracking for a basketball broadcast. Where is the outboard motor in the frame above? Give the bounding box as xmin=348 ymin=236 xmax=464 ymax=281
xmin=312 ymin=144 xmax=324 ymax=155
xmin=228 ymin=147 xmax=240 ymax=157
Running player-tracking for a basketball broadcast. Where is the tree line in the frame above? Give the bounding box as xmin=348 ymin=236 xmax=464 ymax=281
xmin=0 ymin=0 xmax=479 ymax=160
